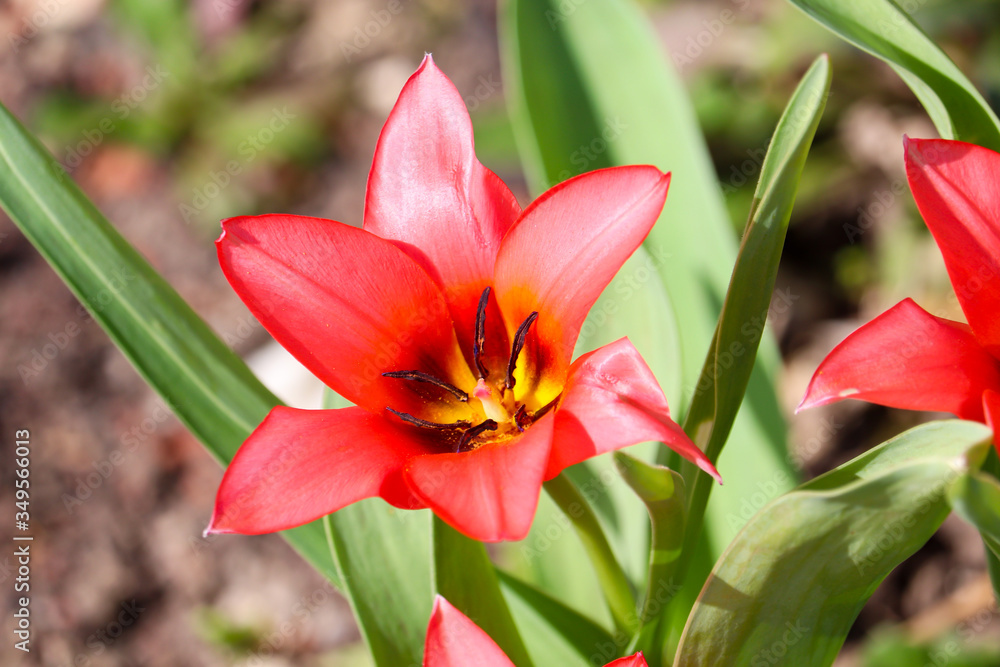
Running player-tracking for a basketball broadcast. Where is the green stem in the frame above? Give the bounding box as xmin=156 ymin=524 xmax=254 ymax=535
xmin=544 ymin=472 xmax=638 ymax=637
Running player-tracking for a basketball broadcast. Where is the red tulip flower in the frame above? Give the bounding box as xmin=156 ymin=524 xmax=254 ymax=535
xmin=425 ymin=595 xmax=647 ymax=666
xmin=800 ymin=137 xmax=1000 ymax=446
xmin=207 ymin=56 xmax=718 ymax=542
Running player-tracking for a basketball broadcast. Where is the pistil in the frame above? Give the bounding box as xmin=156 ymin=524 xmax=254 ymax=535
xmin=473 ymin=378 xmax=510 ymax=423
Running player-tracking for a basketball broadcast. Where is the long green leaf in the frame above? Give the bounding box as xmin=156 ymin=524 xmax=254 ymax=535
xmin=674 ymin=54 xmax=830 ymax=606
xmin=0 ymin=100 xmax=342 ymax=580
xmin=674 ymin=420 xmax=993 ymax=667
xmin=787 ymin=0 xmax=1000 ymax=150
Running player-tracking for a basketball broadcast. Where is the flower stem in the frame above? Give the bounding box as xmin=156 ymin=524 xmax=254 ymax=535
xmin=543 ymin=472 xmax=639 ymax=637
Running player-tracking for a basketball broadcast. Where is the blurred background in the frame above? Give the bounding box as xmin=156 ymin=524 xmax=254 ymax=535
xmin=2 ymin=0 xmax=1000 ymax=665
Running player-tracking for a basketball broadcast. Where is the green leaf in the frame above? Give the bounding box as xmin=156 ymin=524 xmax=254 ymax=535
xmin=681 ymin=53 xmax=830 ymax=468
xmin=0 ymin=99 xmax=343 ymax=580
xmin=674 ymin=420 xmax=994 ymax=667
xmin=433 ymin=517 xmax=534 ymax=667
xmin=787 ymin=0 xmax=1000 ymax=151
xmin=325 ymin=503 xmax=432 ymax=667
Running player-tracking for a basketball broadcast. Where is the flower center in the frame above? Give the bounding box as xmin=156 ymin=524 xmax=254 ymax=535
xmin=382 ymin=287 xmax=540 ymax=452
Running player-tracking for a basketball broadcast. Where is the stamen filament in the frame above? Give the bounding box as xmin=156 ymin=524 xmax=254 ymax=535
xmin=385 ymin=407 xmax=470 ymax=430
xmin=473 ymin=287 xmax=491 ymax=379
xmin=505 ymin=311 xmax=539 ymax=389
xmin=382 ymin=370 xmax=468 ymax=402
xmin=457 ymin=419 xmax=498 ymax=452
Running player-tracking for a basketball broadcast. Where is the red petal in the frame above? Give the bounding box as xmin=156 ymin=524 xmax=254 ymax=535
xmin=606 ymin=654 xmax=649 ymax=667
xmin=217 ymin=214 xmax=474 ymax=418
xmin=546 ymin=338 xmax=719 ymax=482
xmin=404 ymin=413 xmax=555 ymax=542
xmin=206 ymin=406 xmax=430 ymax=535
xmin=494 ymin=166 xmax=670 ymax=397
xmin=799 ymin=298 xmax=1000 ymax=421
xmin=423 ymin=596 xmax=515 ymax=667
xmin=905 ymin=138 xmax=1000 ymax=353
xmin=364 ymin=55 xmax=521 ymax=358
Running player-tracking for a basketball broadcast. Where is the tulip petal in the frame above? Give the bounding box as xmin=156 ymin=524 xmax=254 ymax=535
xmin=423 ymin=596 xmax=516 ymax=667
xmin=905 ymin=138 xmax=1000 ymax=353
xmin=207 ymin=406 xmax=432 ymax=535
xmin=217 ymin=214 xmax=474 ymax=418
xmin=606 ymin=654 xmax=649 ymax=667
xmin=494 ymin=166 xmax=670 ymax=399
xmin=404 ymin=413 xmax=555 ymax=542
xmin=799 ymin=298 xmax=1000 ymax=421
xmin=364 ymin=55 xmax=521 ymax=358
xmin=546 ymin=338 xmax=719 ymax=482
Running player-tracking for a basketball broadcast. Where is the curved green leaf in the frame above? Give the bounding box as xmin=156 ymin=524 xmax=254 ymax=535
xmin=787 ymin=0 xmax=1000 ymax=150
xmin=675 ymin=420 xmax=993 ymax=667
xmin=679 ymin=51 xmax=830 ymax=501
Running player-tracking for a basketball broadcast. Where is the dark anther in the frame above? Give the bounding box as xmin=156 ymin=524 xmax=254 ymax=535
xmin=385 ymin=407 xmax=469 ymax=430
xmin=457 ymin=419 xmax=498 ymax=453
xmin=513 ymin=404 xmax=529 ymax=432
xmin=473 ymin=287 xmax=491 ymax=379
xmin=505 ymin=311 xmax=539 ymax=389
xmin=382 ymin=370 xmax=468 ymax=402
